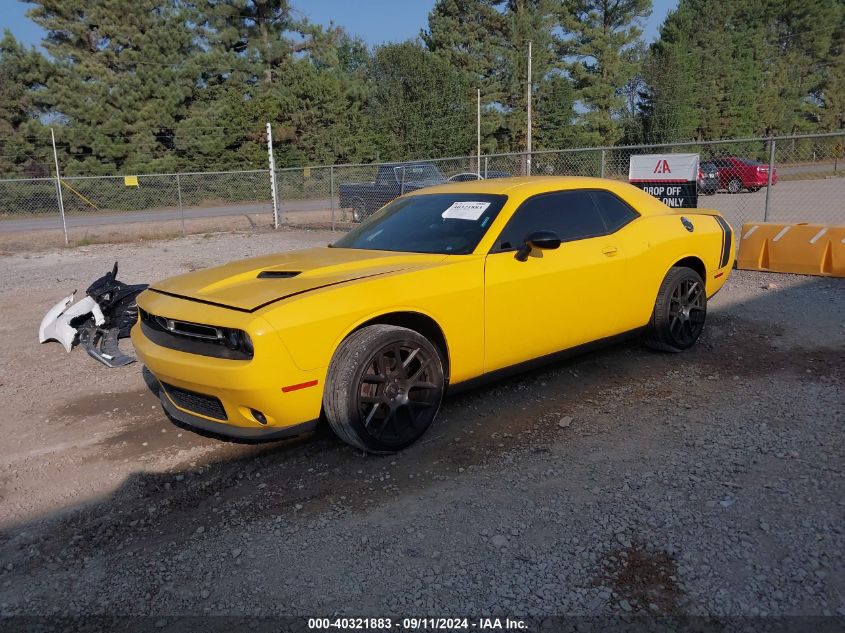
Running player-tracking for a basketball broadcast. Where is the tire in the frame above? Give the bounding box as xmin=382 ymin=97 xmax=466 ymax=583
xmin=351 ymin=197 xmax=367 ymax=223
xmin=749 ymin=186 xmax=761 ymax=192
xmin=727 ymin=178 xmax=743 ymax=194
xmin=323 ymin=325 xmax=445 ymax=453
xmin=645 ymin=267 xmax=707 ymax=353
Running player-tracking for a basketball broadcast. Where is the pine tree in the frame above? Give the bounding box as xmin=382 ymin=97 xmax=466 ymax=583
xmin=0 ymin=31 xmax=51 ymax=176
xmin=819 ymin=8 xmax=845 ymax=130
xmin=367 ymin=42 xmax=474 ymax=160
xmin=558 ymin=0 xmax=652 ymax=145
xmin=422 ymin=0 xmax=505 ymax=91
xmin=534 ymin=74 xmax=581 ymax=149
xmin=641 ymin=0 xmax=844 ymax=141
xmin=425 ymin=0 xmax=563 ymax=153
xmin=26 ymin=0 xmax=200 ymax=173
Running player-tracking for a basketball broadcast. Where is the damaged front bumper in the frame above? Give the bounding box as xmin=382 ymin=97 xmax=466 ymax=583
xmin=39 ymin=292 xmax=105 ymax=353
xmin=38 ymin=262 xmax=147 ymax=368
xmin=39 ymin=292 xmax=135 ymax=367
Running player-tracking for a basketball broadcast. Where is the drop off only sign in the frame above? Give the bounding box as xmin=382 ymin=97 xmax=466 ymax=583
xmin=629 ymin=153 xmax=699 ymax=208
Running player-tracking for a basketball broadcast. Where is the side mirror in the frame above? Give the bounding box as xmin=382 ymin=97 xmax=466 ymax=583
xmin=515 ymin=230 xmax=561 ymax=261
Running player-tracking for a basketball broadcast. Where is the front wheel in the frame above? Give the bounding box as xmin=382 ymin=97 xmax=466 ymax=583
xmin=323 ymin=325 xmax=445 ymax=453
xmin=645 ymin=267 xmax=707 ymax=352
xmin=727 ymin=178 xmax=743 ymax=194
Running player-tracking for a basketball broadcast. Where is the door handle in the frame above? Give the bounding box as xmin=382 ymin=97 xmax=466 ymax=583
xmin=602 ymin=246 xmax=618 ymax=256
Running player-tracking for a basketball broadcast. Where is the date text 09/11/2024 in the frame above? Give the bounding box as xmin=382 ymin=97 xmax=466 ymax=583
xmin=307 ymin=617 xmax=528 ymax=630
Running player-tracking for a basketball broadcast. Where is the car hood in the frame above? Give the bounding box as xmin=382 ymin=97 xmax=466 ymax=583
xmin=149 ymin=247 xmax=448 ymax=312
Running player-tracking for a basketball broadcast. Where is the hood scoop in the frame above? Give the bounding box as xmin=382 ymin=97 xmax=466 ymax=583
xmin=257 ymin=271 xmax=301 ymax=279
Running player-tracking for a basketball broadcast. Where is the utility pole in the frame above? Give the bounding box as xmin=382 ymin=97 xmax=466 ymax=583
xmin=764 ymin=138 xmax=776 ymax=222
xmin=477 ymin=88 xmax=481 ymax=178
xmin=50 ymin=128 xmax=68 ymax=245
xmin=266 ymin=122 xmax=279 ymax=229
xmin=526 ymin=41 xmax=532 ymax=176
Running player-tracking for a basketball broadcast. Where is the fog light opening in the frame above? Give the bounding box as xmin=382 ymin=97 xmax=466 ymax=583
xmin=251 ymin=409 xmax=268 ymax=425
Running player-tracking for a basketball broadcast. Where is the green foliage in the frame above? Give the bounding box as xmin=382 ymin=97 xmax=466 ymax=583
xmin=425 ymin=0 xmax=567 ymax=152
xmin=1 ymin=0 xmax=842 ymax=179
xmin=367 ymin=42 xmax=474 ymax=160
xmin=641 ymin=0 xmax=844 ymax=141
xmin=25 ymin=0 xmax=201 ymax=174
xmin=558 ymin=0 xmax=652 ymax=145
xmin=534 ymin=74 xmax=581 ymax=148
xmin=0 ymin=31 xmax=52 ymax=176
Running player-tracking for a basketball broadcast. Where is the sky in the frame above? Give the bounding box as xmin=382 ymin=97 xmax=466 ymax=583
xmin=0 ymin=0 xmax=679 ymax=50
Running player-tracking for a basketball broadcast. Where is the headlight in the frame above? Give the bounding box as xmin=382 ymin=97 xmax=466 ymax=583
xmin=223 ymin=328 xmax=254 ymax=357
xmin=141 ymin=309 xmax=256 ymax=359
xmin=242 ymin=332 xmax=254 ymax=356
xmin=224 ymin=329 xmax=240 ymax=350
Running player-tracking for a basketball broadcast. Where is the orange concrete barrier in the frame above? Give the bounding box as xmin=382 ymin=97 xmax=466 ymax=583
xmin=737 ymin=222 xmax=845 ymax=277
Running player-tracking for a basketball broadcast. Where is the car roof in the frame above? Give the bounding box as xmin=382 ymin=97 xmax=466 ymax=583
xmin=404 ymin=176 xmax=672 ymax=216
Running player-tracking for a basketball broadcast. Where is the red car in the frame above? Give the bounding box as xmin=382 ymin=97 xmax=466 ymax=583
xmin=709 ymin=157 xmax=777 ymax=193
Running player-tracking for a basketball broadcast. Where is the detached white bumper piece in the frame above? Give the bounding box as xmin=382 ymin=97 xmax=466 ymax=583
xmin=38 ymin=292 xmax=104 ymax=353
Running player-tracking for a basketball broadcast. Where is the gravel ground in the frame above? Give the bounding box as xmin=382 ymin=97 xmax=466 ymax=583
xmin=0 ymin=229 xmax=843 ymax=626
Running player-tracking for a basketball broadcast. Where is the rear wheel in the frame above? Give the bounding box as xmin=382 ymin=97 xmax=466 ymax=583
xmin=645 ymin=267 xmax=707 ymax=352
xmin=351 ymin=197 xmax=368 ymax=223
xmin=323 ymin=325 xmax=445 ymax=453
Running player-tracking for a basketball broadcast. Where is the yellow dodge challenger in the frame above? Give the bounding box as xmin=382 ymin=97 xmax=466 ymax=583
xmin=132 ymin=177 xmax=734 ymax=452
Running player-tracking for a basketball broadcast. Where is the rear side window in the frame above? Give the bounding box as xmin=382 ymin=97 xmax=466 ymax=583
xmin=493 ymin=190 xmax=606 ymax=251
xmin=590 ymin=190 xmax=638 ymax=232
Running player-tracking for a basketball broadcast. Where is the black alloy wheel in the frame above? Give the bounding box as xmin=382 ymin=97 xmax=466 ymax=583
xmin=645 ymin=266 xmax=708 ymax=352
xmin=356 ymin=342 xmax=441 ymax=446
xmin=324 ymin=325 xmax=445 ymax=452
xmin=667 ymin=276 xmax=706 ymax=348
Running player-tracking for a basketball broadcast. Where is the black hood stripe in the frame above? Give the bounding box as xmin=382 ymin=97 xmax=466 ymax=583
xmin=149 ymin=269 xmax=401 ymax=313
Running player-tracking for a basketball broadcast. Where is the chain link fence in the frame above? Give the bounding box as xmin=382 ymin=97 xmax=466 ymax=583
xmin=1 ymin=132 xmax=842 ymax=244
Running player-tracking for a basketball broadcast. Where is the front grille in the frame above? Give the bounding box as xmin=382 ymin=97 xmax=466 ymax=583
xmin=162 ymin=383 xmax=227 ymax=421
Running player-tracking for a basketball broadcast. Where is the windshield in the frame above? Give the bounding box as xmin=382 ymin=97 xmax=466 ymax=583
xmin=398 ymin=164 xmax=444 ymax=182
xmin=333 ymin=193 xmax=508 ymax=255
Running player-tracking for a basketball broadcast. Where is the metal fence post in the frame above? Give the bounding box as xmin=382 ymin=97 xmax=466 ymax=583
xmin=330 ymin=165 xmax=335 ymax=231
xmin=400 ymin=166 xmax=406 ymax=195
xmin=266 ymin=122 xmax=280 ymax=229
xmin=484 ymin=155 xmax=488 ymax=179
xmin=600 ymin=149 xmax=606 ymax=179
xmin=50 ymin=128 xmax=69 ymax=245
xmin=176 ymin=173 xmax=185 ymax=236
xmin=764 ymin=138 xmax=776 ymax=221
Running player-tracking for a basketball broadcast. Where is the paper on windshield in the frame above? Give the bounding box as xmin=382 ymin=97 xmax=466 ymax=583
xmin=441 ymin=201 xmax=491 ymax=221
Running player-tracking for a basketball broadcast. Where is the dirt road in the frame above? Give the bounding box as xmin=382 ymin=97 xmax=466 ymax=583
xmin=0 ymin=231 xmax=842 ymax=625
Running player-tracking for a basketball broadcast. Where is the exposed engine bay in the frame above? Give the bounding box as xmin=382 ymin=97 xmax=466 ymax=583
xmin=38 ymin=262 xmax=148 ymax=367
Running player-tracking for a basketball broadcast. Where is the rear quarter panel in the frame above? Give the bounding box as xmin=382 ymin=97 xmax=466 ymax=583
xmin=614 ymin=211 xmax=731 ymax=332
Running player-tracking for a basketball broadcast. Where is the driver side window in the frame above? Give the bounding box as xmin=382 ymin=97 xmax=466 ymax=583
xmin=493 ymin=190 xmax=606 ymax=251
